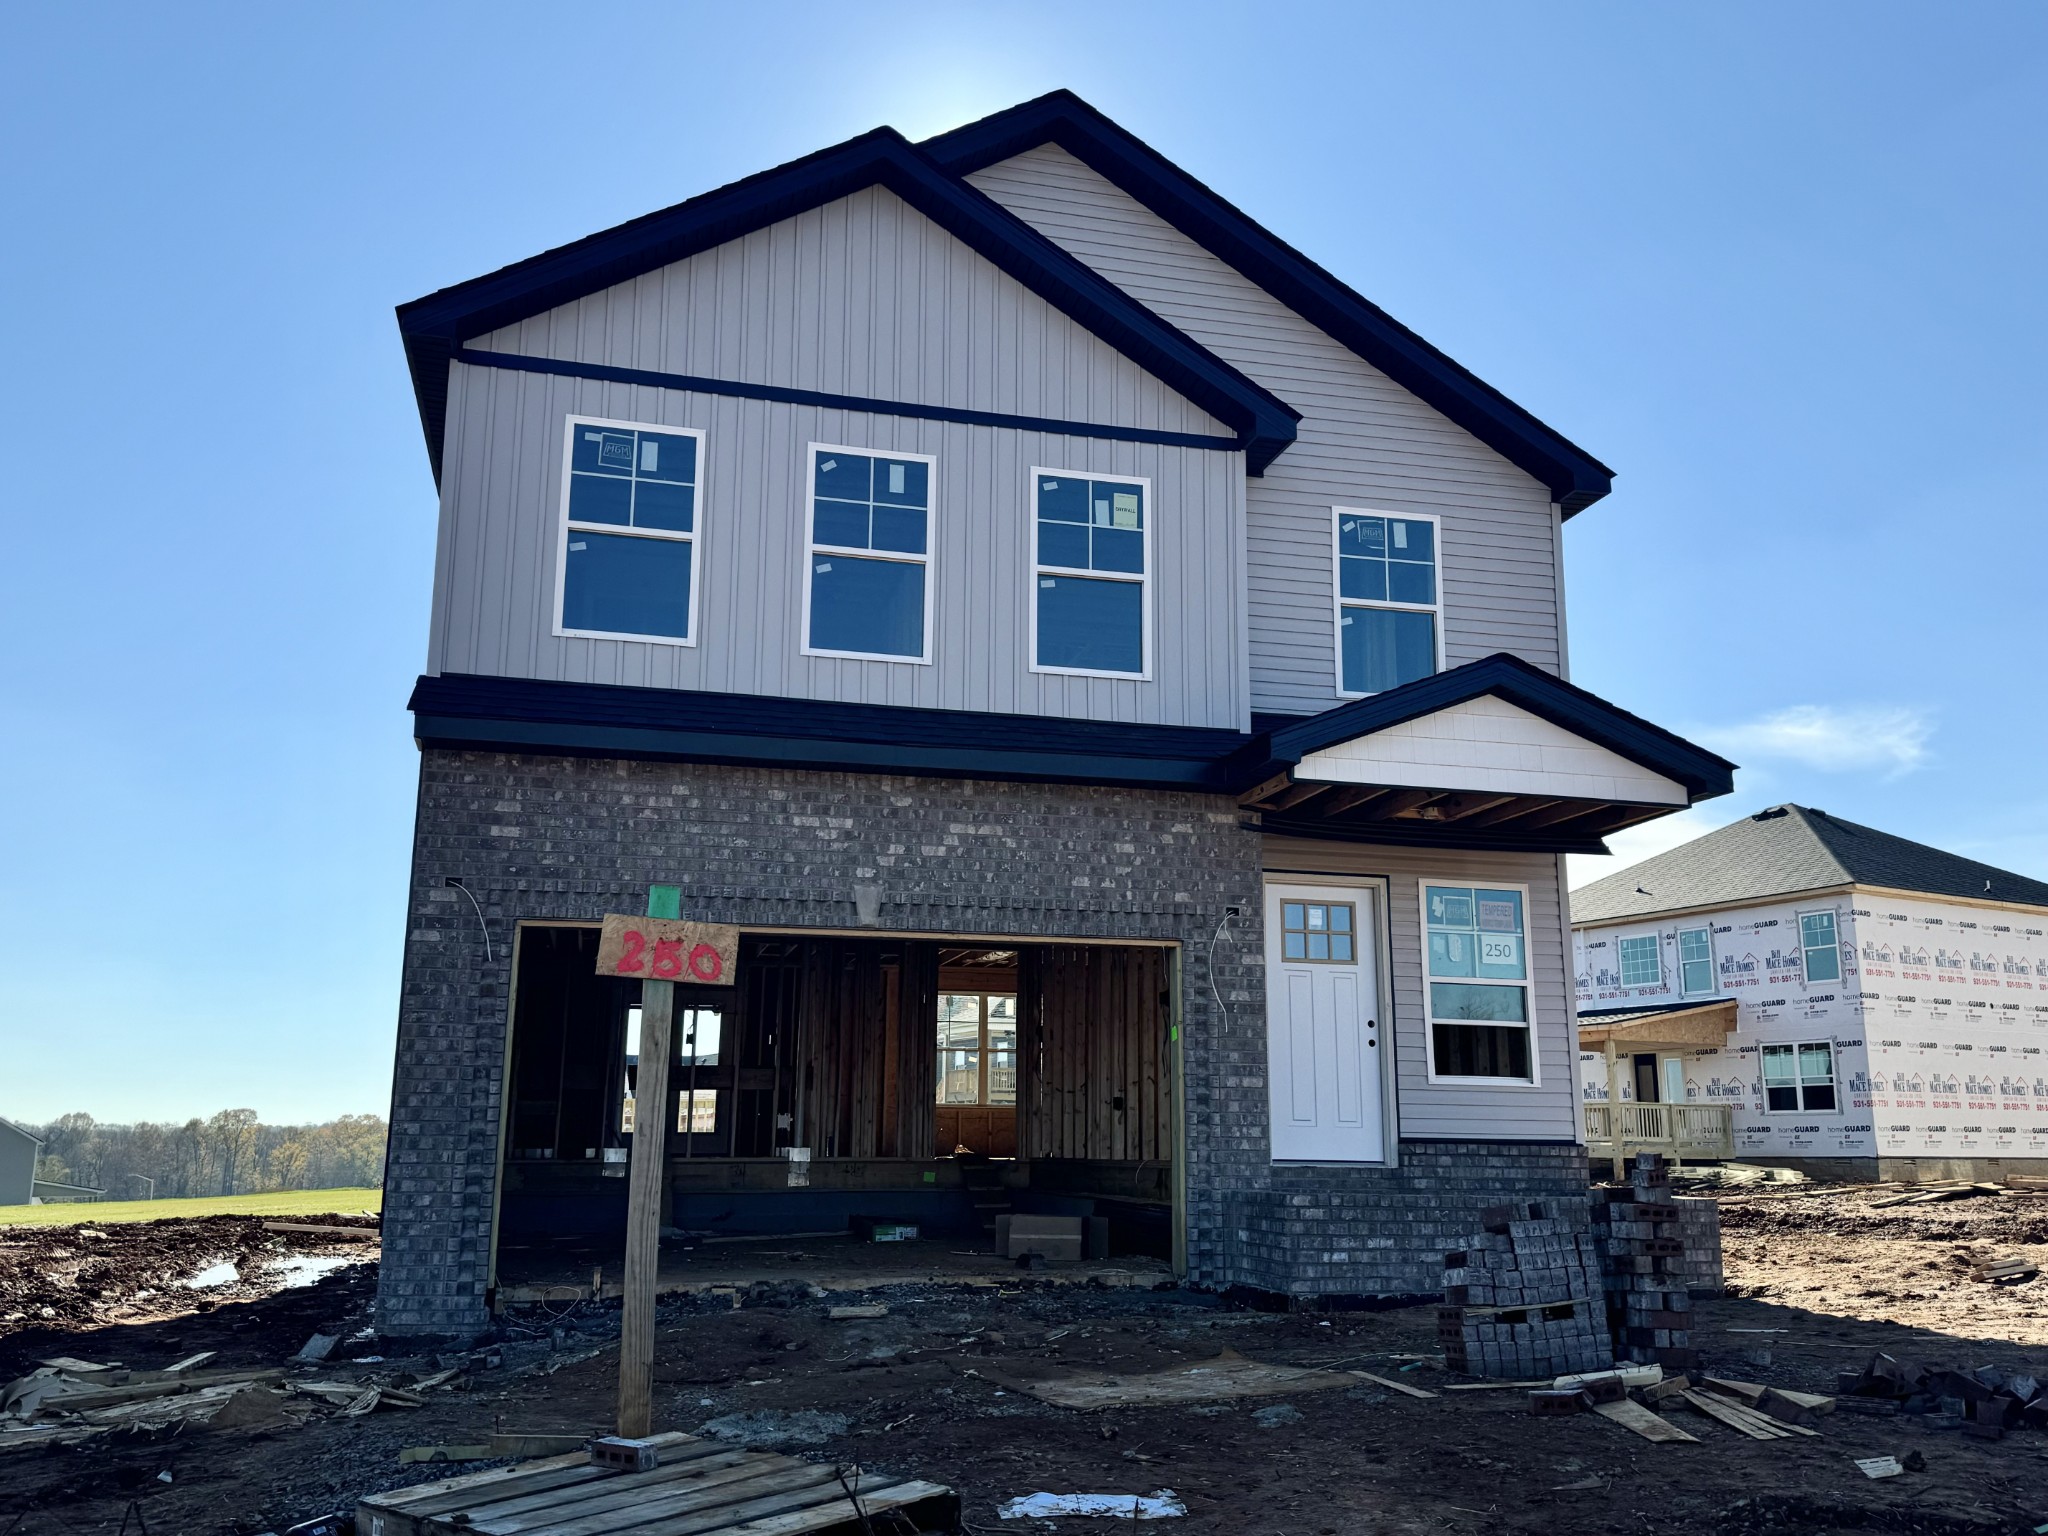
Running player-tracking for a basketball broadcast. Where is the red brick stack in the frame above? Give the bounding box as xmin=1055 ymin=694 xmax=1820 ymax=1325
xmin=1590 ymin=1153 xmax=1699 ymax=1371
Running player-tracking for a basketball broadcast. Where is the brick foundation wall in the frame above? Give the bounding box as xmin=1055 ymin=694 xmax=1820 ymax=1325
xmin=380 ymin=748 xmax=1590 ymax=1335
xmin=1213 ymin=1142 xmax=1591 ymax=1297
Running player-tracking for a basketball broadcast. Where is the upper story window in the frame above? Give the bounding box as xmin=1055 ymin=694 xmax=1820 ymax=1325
xmin=1799 ymin=911 xmax=1842 ymax=983
xmin=1678 ymin=926 xmax=1714 ymax=996
xmin=1033 ymin=469 xmax=1150 ymax=678
xmin=1424 ymin=883 xmax=1533 ymax=1082
xmin=1333 ymin=509 xmax=1440 ymax=696
xmin=1617 ymin=933 xmax=1662 ymax=989
xmin=805 ymin=445 xmax=934 ymax=663
xmin=557 ymin=418 xmax=703 ymax=644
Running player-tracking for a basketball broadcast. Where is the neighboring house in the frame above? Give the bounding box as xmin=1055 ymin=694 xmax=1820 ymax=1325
xmin=0 ymin=1119 xmax=40 ymax=1206
xmin=1573 ymin=805 xmax=2048 ymax=1181
xmin=378 ymin=90 xmax=1734 ymax=1337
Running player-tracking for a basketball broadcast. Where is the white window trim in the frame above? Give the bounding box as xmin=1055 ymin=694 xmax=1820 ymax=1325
xmin=1028 ymin=464 xmax=1153 ymax=682
xmin=1419 ymin=878 xmax=1543 ymax=1088
xmin=1759 ymin=1039 xmax=1839 ymax=1115
xmin=1331 ymin=506 xmax=1445 ymax=699
xmin=1676 ymin=924 xmax=1716 ymax=997
xmin=1616 ymin=929 xmax=1666 ymax=991
xmin=553 ymin=415 xmax=706 ymax=647
xmin=1797 ymin=907 xmax=1843 ymax=984
xmin=801 ymin=442 xmax=938 ymax=665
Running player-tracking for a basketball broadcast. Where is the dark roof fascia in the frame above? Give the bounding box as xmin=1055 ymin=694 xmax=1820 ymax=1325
xmin=1257 ymin=809 xmax=1618 ymax=857
xmin=922 ymin=92 xmax=1615 ymax=514
xmin=410 ymin=674 xmax=1248 ymax=793
xmin=1223 ymin=653 xmax=1736 ymax=802
xmin=398 ymin=129 xmax=1299 ymax=480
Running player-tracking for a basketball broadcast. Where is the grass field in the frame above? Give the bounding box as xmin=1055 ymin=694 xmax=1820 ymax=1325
xmin=0 ymin=1187 xmax=382 ymax=1228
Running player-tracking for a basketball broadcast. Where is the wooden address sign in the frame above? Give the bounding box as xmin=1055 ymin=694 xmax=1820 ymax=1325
xmin=594 ymin=915 xmax=739 ymax=986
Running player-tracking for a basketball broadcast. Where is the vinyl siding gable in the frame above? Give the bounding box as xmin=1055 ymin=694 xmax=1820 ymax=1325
xmin=968 ymin=146 xmax=1564 ymax=716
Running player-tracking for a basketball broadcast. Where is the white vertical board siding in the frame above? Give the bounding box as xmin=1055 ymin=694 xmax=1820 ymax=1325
xmin=469 ymin=186 xmax=1226 ymax=439
xmin=970 ymin=147 xmax=1564 ymax=716
xmin=1262 ymin=836 xmax=1579 ymax=1140
xmin=430 ymin=361 xmax=1247 ymax=725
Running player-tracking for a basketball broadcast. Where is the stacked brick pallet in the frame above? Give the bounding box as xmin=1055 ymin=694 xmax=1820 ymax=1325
xmin=1439 ymin=1202 xmax=1609 ymax=1378
xmin=1591 ymin=1154 xmax=1700 ymax=1371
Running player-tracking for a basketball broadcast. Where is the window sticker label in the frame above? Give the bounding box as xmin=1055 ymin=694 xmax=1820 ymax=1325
xmin=1113 ymin=492 xmax=1140 ymax=528
xmin=597 ymin=432 xmax=635 ymax=470
xmin=1478 ymin=898 xmax=1518 ymax=931
xmin=888 ymin=463 xmax=906 ymax=494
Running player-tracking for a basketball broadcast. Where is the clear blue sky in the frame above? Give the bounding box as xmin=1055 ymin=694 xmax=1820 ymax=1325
xmin=3 ymin=3 xmax=2041 ymax=1123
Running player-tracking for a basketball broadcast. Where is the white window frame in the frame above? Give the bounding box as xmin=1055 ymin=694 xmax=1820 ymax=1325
xmin=1616 ymin=930 xmax=1664 ymax=990
xmin=553 ymin=415 xmax=706 ymax=647
xmin=1760 ymin=1039 xmax=1838 ymax=1115
xmin=1676 ymin=925 xmax=1715 ymax=997
xmin=935 ymin=989 xmax=1019 ymax=1108
xmin=1797 ymin=908 xmax=1843 ymax=984
xmin=801 ymin=442 xmax=937 ymax=665
xmin=1419 ymin=878 xmax=1542 ymax=1088
xmin=1029 ymin=465 xmax=1153 ymax=681
xmin=1331 ymin=507 xmax=1445 ymax=699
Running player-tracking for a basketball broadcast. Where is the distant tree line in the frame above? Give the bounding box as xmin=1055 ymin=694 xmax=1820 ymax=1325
xmin=28 ymin=1111 xmax=387 ymax=1199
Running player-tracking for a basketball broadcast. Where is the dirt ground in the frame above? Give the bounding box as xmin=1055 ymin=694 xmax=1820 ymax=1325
xmin=3 ymin=1190 xmax=2046 ymax=1536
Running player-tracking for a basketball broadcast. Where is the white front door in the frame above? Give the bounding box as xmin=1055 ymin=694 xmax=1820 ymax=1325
xmin=1264 ymin=883 xmax=1384 ymax=1162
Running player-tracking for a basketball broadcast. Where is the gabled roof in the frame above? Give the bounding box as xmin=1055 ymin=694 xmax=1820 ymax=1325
xmin=0 ymin=1117 xmax=42 ymax=1147
xmin=922 ymin=91 xmax=1616 ymax=515
xmin=398 ymin=127 xmax=1299 ymax=481
xmin=1571 ymin=804 xmax=2048 ymax=924
xmin=1223 ymin=653 xmax=1735 ymax=803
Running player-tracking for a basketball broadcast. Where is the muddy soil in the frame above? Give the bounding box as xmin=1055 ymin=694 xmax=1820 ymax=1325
xmin=1 ymin=1215 xmax=381 ymax=1337
xmin=3 ymin=1198 xmax=2046 ymax=1536
xmin=1720 ymin=1186 xmax=2048 ymax=1346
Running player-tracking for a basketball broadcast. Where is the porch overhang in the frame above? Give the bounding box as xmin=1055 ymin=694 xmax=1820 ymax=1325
xmin=1576 ymin=1000 xmax=1739 ymax=1052
xmin=1230 ymin=655 xmax=1736 ymax=855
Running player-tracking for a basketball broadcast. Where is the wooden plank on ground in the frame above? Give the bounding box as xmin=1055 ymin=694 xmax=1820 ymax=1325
xmin=263 ymin=1221 xmax=381 ymax=1239
xmin=466 ymin=1457 xmax=816 ymax=1535
xmin=1351 ymin=1370 xmax=1438 ymax=1399
xmin=1592 ymin=1399 xmax=1698 ymax=1443
xmin=1683 ymin=1388 xmax=1814 ymax=1439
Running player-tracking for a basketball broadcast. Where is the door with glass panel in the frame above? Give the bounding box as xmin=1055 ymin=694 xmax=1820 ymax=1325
xmin=1264 ymin=885 xmax=1384 ymax=1162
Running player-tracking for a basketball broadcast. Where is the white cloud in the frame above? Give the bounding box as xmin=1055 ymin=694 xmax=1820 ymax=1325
xmin=1701 ymin=704 xmax=1932 ymax=777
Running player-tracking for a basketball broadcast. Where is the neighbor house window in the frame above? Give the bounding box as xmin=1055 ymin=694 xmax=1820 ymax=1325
xmin=1424 ymin=883 xmax=1533 ymax=1081
xmin=1617 ymin=934 xmax=1662 ymax=989
xmin=1334 ymin=509 xmax=1439 ymax=695
xmin=936 ymin=993 xmax=1017 ymax=1106
xmin=805 ymin=445 xmax=934 ymax=661
xmin=1678 ymin=927 xmax=1714 ymax=996
xmin=557 ymin=418 xmax=703 ymax=643
xmin=1761 ymin=1042 xmax=1836 ymax=1112
xmin=1033 ymin=469 xmax=1149 ymax=677
xmin=1799 ymin=911 xmax=1842 ymax=983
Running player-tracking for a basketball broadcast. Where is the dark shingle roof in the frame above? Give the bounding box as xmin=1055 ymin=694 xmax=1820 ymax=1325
xmin=1571 ymin=804 xmax=2048 ymax=923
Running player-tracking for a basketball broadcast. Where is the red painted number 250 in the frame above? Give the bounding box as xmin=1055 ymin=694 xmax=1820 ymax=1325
xmin=615 ymin=929 xmax=724 ymax=983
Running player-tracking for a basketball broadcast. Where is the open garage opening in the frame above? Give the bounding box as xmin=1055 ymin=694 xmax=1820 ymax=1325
xmin=489 ymin=926 xmax=1178 ymax=1303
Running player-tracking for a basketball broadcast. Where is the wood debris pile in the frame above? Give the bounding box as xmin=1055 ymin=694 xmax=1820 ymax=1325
xmin=0 ymin=1354 xmax=460 ymax=1455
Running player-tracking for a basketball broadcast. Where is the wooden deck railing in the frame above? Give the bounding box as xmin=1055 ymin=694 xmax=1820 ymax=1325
xmin=1583 ymin=1101 xmax=1734 ymax=1164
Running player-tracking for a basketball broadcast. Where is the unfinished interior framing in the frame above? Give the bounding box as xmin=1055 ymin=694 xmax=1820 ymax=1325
xmin=490 ymin=924 xmax=1177 ymax=1296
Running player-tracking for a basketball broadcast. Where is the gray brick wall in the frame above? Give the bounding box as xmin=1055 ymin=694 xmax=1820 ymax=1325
xmin=380 ymin=748 xmax=1588 ymax=1334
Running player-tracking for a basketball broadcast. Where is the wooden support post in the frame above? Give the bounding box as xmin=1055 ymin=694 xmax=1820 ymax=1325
xmin=1604 ymin=1039 xmax=1624 ymax=1182
xmin=618 ymin=883 xmax=682 ymax=1438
